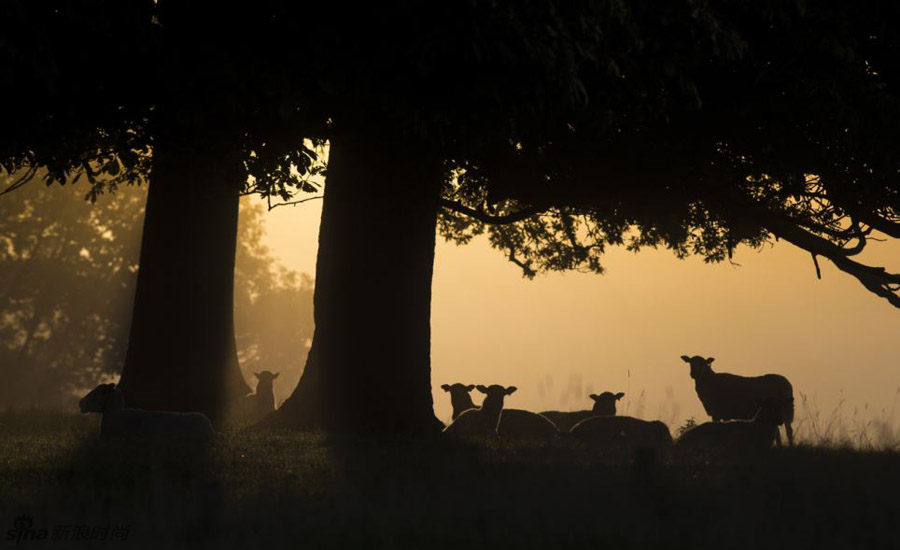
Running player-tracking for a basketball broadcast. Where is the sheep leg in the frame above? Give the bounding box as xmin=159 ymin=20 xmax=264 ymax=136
xmin=774 ymin=427 xmax=782 ymax=447
xmin=785 ymin=422 xmax=794 ymax=447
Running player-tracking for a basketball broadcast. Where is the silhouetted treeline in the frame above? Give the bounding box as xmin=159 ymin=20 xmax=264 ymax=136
xmin=0 ymin=174 xmax=313 ymax=409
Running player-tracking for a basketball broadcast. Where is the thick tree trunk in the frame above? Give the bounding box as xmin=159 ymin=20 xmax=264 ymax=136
xmin=273 ymin=131 xmax=444 ymax=434
xmin=117 ymin=133 xmax=249 ymax=423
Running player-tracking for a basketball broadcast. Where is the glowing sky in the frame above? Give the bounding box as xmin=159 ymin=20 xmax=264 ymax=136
xmin=255 ymin=194 xmax=899 ymax=437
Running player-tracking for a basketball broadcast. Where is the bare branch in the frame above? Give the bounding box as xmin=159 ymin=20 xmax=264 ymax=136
xmin=440 ymin=198 xmax=544 ymax=225
xmin=266 ymin=194 xmax=323 ymax=211
xmin=0 ymin=166 xmax=38 ymax=197
xmin=764 ymin=216 xmax=900 ymax=308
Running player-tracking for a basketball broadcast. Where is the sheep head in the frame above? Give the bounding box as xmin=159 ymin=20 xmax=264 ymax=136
xmin=79 ymin=383 xmax=117 ymax=413
xmin=254 ymin=371 xmax=279 ymax=382
xmin=441 ymin=383 xmax=476 ymax=396
xmin=589 ymin=391 xmax=625 ymax=415
xmin=681 ymin=355 xmax=715 ymax=380
xmin=476 ymin=385 xmax=517 ymax=412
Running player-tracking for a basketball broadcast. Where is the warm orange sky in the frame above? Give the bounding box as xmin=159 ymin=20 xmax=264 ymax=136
xmin=254 ymin=193 xmax=899 ymax=439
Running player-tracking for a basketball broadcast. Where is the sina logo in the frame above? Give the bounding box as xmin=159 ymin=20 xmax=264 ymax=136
xmin=5 ymin=515 xmax=48 ymax=544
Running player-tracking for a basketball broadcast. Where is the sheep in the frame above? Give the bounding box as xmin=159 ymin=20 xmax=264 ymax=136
xmin=679 ymin=355 xmax=794 ymax=446
xmin=229 ymin=370 xmax=280 ymax=424
xmin=676 ymin=397 xmax=793 ymax=454
xmin=540 ymin=392 xmax=625 ymax=433
xmin=443 ymin=385 xmax=516 ymax=438
xmin=79 ymin=383 xmax=215 ymax=439
xmin=497 ymin=409 xmax=560 ymax=440
xmin=441 ymin=383 xmax=477 ymax=420
xmin=570 ymin=415 xmax=673 ymax=452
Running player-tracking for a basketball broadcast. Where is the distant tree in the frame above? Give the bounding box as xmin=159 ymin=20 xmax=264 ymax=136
xmin=0 ymin=181 xmax=313 ymax=410
xmin=0 ymin=175 xmax=144 ymax=408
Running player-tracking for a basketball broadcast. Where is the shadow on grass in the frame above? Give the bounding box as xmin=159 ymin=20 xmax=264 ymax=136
xmin=1 ymin=411 xmax=899 ymax=549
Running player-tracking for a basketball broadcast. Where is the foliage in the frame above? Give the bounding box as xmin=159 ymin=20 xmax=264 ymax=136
xmin=1 ymin=1 xmax=897 ymax=305
xmin=0 ymin=176 xmax=144 ymax=408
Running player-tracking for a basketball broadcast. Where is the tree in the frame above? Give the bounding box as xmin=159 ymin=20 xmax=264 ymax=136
xmin=0 ymin=1 xmax=320 ymax=421
xmin=270 ymin=2 xmax=899 ymax=433
xmin=3 ymin=2 xmax=898 ymax=433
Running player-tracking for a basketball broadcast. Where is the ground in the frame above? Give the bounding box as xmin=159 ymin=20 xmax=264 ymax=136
xmin=0 ymin=411 xmax=897 ymax=549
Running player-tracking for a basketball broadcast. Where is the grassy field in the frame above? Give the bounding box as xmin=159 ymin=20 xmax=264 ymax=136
xmin=1 ymin=411 xmax=898 ymax=550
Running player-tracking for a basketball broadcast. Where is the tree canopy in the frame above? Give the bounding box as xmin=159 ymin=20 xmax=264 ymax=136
xmin=3 ymin=1 xmax=896 ymax=306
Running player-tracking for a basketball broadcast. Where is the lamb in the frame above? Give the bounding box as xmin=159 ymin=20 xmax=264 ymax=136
xmin=229 ymin=370 xmax=280 ymax=424
xmin=443 ymin=385 xmax=516 ymax=438
xmin=676 ymin=397 xmax=793 ymax=454
xmin=79 ymin=383 xmax=215 ymax=439
xmin=679 ymin=355 xmax=794 ymax=446
xmin=570 ymin=415 xmax=672 ymax=451
xmin=541 ymin=392 xmax=625 ymax=433
xmin=441 ymin=383 xmax=477 ymax=420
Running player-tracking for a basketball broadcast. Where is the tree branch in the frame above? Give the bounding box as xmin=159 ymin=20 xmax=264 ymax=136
xmin=763 ymin=216 xmax=900 ymax=308
xmin=440 ymin=198 xmax=544 ymax=225
xmin=0 ymin=166 xmax=38 ymax=197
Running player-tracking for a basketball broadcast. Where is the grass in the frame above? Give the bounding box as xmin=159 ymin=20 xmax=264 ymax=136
xmin=1 ymin=411 xmax=899 ymax=549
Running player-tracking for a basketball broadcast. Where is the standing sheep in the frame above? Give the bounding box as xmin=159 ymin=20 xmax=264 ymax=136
xmin=79 ymin=383 xmax=215 ymax=439
xmin=679 ymin=355 xmax=794 ymax=446
xmin=541 ymin=392 xmax=625 ymax=433
xmin=441 ymin=383 xmax=477 ymax=420
xmin=676 ymin=397 xmax=793 ymax=454
xmin=443 ymin=385 xmax=516 ymax=438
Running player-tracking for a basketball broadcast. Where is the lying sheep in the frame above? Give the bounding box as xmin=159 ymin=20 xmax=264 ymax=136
xmin=441 ymin=383 xmax=477 ymax=420
xmin=229 ymin=370 xmax=280 ymax=424
xmin=498 ymin=408 xmax=560 ymax=441
xmin=680 ymin=355 xmax=794 ymax=446
xmin=79 ymin=383 xmax=215 ymax=439
xmin=570 ymin=415 xmax=672 ymax=451
xmin=676 ymin=397 xmax=793 ymax=454
xmin=443 ymin=385 xmax=516 ymax=438
xmin=541 ymin=392 xmax=625 ymax=433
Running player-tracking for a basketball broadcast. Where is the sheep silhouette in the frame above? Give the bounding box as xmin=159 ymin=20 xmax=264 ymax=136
xmin=443 ymin=385 xmax=516 ymax=438
xmin=570 ymin=415 xmax=672 ymax=452
xmin=79 ymin=383 xmax=215 ymax=439
xmin=230 ymin=370 xmax=280 ymax=424
xmin=676 ymin=397 xmax=793 ymax=454
xmin=680 ymin=355 xmax=794 ymax=446
xmin=541 ymin=392 xmax=625 ymax=433
xmin=441 ymin=383 xmax=477 ymax=420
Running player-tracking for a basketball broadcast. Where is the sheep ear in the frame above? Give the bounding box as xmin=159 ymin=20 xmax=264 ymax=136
xmin=706 ymin=357 xmax=715 ymax=364
xmin=476 ymin=385 xmax=489 ymax=394
xmin=254 ymin=372 xmax=260 ymax=379
xmin=615 ymin=392 xmax=625 ymax=400
xmin=466 ymin=385 xmax=475 ymax=391
xmin=589 ymin=394 xmax=600 ymax=401
xmin=505 ymin=386 xmax=517 ymax=395
xmin=273 ymin=372 xmax=279 ymax=379
xmin=441 ymin=384 xmax=451 ymax=392
xmin=680 ymin=355 xmax=691 ymax=363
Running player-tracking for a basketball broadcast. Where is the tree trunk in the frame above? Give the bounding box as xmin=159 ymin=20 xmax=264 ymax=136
xmin=117 ymin=133 xmax=249 ymax=423
xmin=273 ymin=131 xmax=444 ymax=434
